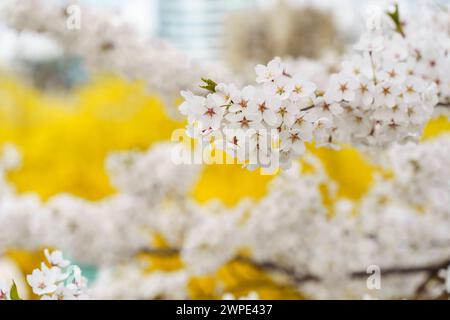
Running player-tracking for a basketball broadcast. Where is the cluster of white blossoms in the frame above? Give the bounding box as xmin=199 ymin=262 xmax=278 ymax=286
xmin=1 ymin=137 xmax=450 ymax=299
xmin=91 ymin=267 xmax=189 ymax=300
xmin=106 ymin=145 xmax=201 ymax=203
xmin=180 ymin=5 xmax=439 ymax=171
xmin=393 ymin=1 xmax=450 ymax=108
xmin=0 ymin=142 xmax=201 ymax=299
xmin=1 ymin=0 xmax=233 ymax=117
xmin=0 ymin=143 xmax=200 ymax=266
xmin=383 ymin=135 xmax=450 ymax=213
xmin=26 ymin=249 xmax=88 ymax=300
xmin=179 ymin=135 xmax=450 ymax=299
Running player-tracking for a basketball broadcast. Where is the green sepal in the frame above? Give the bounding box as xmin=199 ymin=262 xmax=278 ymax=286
xmin=10 ymin=281 xmax=21 ymax=300
xmin=200 ymin=78 xmax=217 ymax=93
xmin=386 ymin=4 xmax=405 ymax=37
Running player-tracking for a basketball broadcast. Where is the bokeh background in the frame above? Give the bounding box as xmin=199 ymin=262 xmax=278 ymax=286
xmin=0 ymin=0 xmax=449 ymax=299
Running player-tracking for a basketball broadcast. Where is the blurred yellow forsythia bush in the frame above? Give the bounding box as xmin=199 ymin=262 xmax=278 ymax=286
xmin=1 ymin=73 xmax=449 ymax=299
xmin=0 ymin=74 xmax=182 ymax=199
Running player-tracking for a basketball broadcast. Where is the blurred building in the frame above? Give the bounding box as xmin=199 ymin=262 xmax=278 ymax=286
xmin=224 ymin=2 xmax=338 ymax=72
xmin=157 ymin=0 xmax=253 ymax=61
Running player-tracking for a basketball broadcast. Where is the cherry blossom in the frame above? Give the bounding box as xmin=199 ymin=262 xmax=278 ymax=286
xmin=44 ymin=249 xmax=70 ymax=268
xmin=255 ymin=57 xmax=284 ymax=84
xmin=179 ymin=4 xmax=439 ymax=171
xmin=27 ymin=264 xmax=61 ymax=296
xmin=324 ymin=73 xmax=358 ymax=103
xmin=27 ymin=250 xmax=89 ymax=300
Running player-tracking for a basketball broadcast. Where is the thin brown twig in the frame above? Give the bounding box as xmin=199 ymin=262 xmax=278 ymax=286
xmin=299 ymin=105 xmax=317 ymax=112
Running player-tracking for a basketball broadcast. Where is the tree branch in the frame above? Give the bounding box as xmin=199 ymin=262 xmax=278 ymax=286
xmin=139 ymin=247 xmax=450 ymax=290
xmin=233 ymin=256 xmax=320 ymax=283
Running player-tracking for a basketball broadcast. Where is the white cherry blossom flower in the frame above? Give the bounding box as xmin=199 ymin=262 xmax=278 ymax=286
xmin=42 ymin=284 xmax=77 ymax=300
xmin=354 ymin=76 xmax=375 ymax=107
xmin=342 ymin=110 xmax=373 ymax=138
xmin=341 ymin=56 xmax=373 ymax=79
xmin=265 ymin=76 xmax=294 ymax=100
xmin=72 ymin=266 xmax=88 ymax=290
xmin=374 ymin=81 xmax=400 ymax=107
xmin=251 ymin=92 xmax=281 ymax=127
xmin=27 ymin=265 xmax=59 ymax=296
xmin=214 ymin=83 xmax=236 ymax=106
xmin=383 ymin=34 xmax=409 ymax=62
xmin=226 ymin=103 xmax=260 ymax=130
xmin=290 ymin=74 xmax=317 ymax=105
xmin=280 ymin=127 xmax=312 ymax=155
xmin=309 ymin=97 xmax=343 ymax=120
xmin=285 ymin=111 xmax=315 ymax=134
xmin=379 ymin=61 xmax=406 ymax=84
xmin=196 ymin=95 xmax=225 ymax=131
xmin=354 ymin=32 xmax=384 ymax=52
xmin=255 ymin=57 xmax=284 ymax=84
xmin=402 ymin=78 xmax=426 ymax=103
xmin=229 ymin=85 xmax=255 ymax=113
xmin=179 ymin=90 xmax=206 ymax=122
xmin=44 ymin=249 xmax=70 ymax=268
xmin=275 ymin=100 xmax=299 ymax=126
xmin=325 ymin=73 xmax=358 ymax=103
xmin=405 ymin=104 xmax=429 ymax=125
xmin=312 ymin=117 xmax=334 ymax=147
xmin=372 ymin=104 xmax=408 ymax=124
